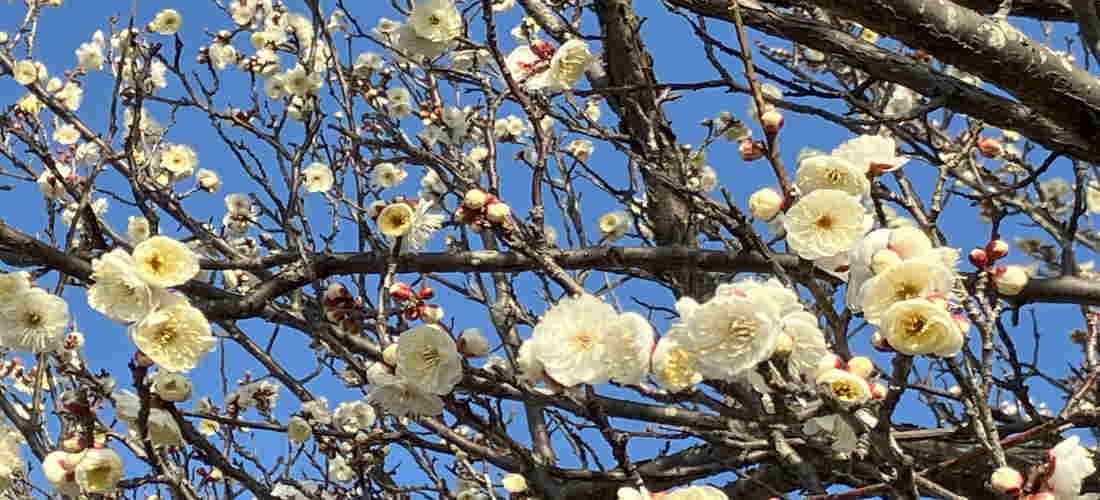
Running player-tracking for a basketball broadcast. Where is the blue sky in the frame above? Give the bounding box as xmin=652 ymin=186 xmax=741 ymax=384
xmin=0 ymin=0 xmax=1092 ymax=497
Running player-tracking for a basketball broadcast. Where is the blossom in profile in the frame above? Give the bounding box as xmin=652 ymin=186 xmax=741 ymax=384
xmin=783 ymin=189 xmax=869 ymax=260
xmin=132 ymin=236 xmax=200 ymax=288
xmin=87 ymin=248 xmax=156 ymax=323
xmin=44 ymin=450 xmax=81 ymax=496
xmin=777 ymin=311 xmax=830 ymax=378
xmin=395 ymin=325 xmax=462 ymax=395
xmin=529 ymin=294 xmax=622 ymax=387
xmin=303 ymin=162 xmax=334 ymax=192
xmin=879 ymin=298 xmax=964 ymax=356
xmin=816 ymin=368 xmax=871 ymax=405
xmin=0 ymin=288 xmax=69 ymax=353
xmin=74 ymin=448 xmax=124 ymax=492
xmin=148 ymin=9 xmax=182 ymax=35
xmin=128 ymin=293 xmax=215 ymax=372
xmin=795 ymin=153 xmax=870 ymax=196
xmin=1045 ymin=435 xmax=1095 ymax=499
xmin=37 ymin=166 xmax=76 ymax=200
xmin=831 ymin=134 xmax=907 ymax=173
xmin=526 ymin=40 xmax=595 ymax=91
xmin=367 ymin=374 xmax=445 ymax=416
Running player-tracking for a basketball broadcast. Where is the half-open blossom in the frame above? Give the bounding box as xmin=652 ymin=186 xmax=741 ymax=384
xmin=816 ymin=368 xmax=872 ymax=405
xmin=783 ymin=189 xmax=869 ymax=260
xmin=994 ymin=265 xmax=1029 ymax=296
xmin=748 ymin=187 xmax=783 ymax=221
xmin=74 ymin=448 xmax=123 ymax=492
xmin=132 ymin=236 xmax=200 ymax=288
xmin=831 ymin=134 xmax=907 ymax=173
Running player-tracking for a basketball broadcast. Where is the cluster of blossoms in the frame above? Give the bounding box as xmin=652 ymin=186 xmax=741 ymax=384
xmin=656 ymin=278 xmax=828 ymax=392
xmin=505 ymin=38 xmax=598 ymax=92
xmin=388 ymin=281 xmax=444 ymax=323
xmin=369 ymin=197 xmax=446 ymax=252
xmin=455 ymin=188 xmax=513 ymax=232
xmin=87 ymin=236 xmax=216 ymax=372
xmin=286 ymin=398 xmax=383 ymax=482
xmin=44 ymin=443 xmax=124 ymax=495
xmin=368 ymin=325 xmax=462 ymax=416
xmin=968 ymin=240 xmax=1031 ymax=296
xmin=990 ymin=436 xmax=1096 ymax=499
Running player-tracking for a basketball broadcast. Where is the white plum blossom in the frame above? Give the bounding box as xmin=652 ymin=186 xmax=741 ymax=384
xmin=816 ymin=368 xmax=871 ymax=405
xmin=132 ymin=236 xmax=200 ymax=288
xmin=333 ymin=400 xmax=376 ymax=432
xmin=87 ymin=248 xmax=156 ymax=323
xmin=879 ymin=298 xmax=964 ymax=356
xmin=603 ymin=312 xmax=655 ymax=386
xmin=76 ymin=30 xmax=106 ymax=71
xmin=859 ymin=257 xmax=956 ymax=324
xmin=148 ymin=9 xmax=182 ymax=35
xmin=367 ymin=374 xmax=445 ymax=416
xmin=783 ymin=189 xmax=870 ymax=260
xmin=598 ymin=211 xmax=630 ymax=241
xmin=0 ymin=288 xmax=69 ymax=353
xmin=74 ymin=448 xmax=124 ymax=493
xmin=303 ymin=162 xmax=334 ymax=192
xmin=1046 ymin=435 xmax=1096 ymax=499
xmin=831 ymin=134 xmax=907 ymax=173
xmin=526 ymin=40 xmax=595 ymax=91
xmin=395 ymin=325 xmax=462 ymax=395
xmin=778 ymin=311 xmax=830 ymax=378
xmin=128 ymin=293 xmax=215 ymax=372
xmin=674 ymin=288 xmax=782 ymax=381
xmin=408 ymin=0 xmax=462 ymax=43
xmin=528 ymin=294 xmax=619 ymax=387
xmin=795 ymin=153 xmax=870 ymax=197
xmin=651 ymin=334 xmax=702 ymax=391
xmin=370 ymin=163 xmax=407 ymax=190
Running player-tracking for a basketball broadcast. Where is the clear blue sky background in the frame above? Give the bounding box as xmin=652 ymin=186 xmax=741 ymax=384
xmin=0 ymin=0 xmax=1091 ymax=497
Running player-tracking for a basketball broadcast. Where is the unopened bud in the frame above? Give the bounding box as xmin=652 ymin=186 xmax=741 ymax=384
xmin=760 ymin=110 xmax=784 ymax=134
xmin=463 ymin=189 xmax=490 ymax=210
xmin=994 ymin=265 xmax=1029 ymax=296
xmin=968 ymin=248 xmax=988 ymax=268
xmin=502 ymin=473 xmax=528 ymax=493
xmin=978 ymin=137 xmax=1003 ymax=158
xmin=989 ymin=466 xmax=1023 ymax=495
xmin=869 ymin=382 xmax=887 ymax=399
xmin=952 ymin=313 xmax=970 ymax=333
xmin=985 ymin=239 xmax=1009 ymax=260
xmin=416 ymin=284 xmax=434 ymax=300
xmin=457 ymin=328 xmax=490 ymax=358
xmin=846 ymin=356 xmax=874 ymax=379
xmin=773 ymin=332 xmax=793 ymax=357
xmin=739 ymin=139 xmax=766 ymax=161
xmin=485 ymin=201 xmax=511 ymax=224
xmin=947 ymin=384 xmax=962 ymax=396
xmin=748 ymin=187 xmax=783 ymax=221
xmin=1023 ymin=493 xmax=1056 ymax=500
xmin=388 ymin=282 xmax=414 ymax=301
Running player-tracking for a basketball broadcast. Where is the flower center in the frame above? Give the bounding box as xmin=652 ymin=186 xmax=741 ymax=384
xmin=156 ymin=316 xmax=180 ymax=347
xmin=724 ymin=316 xmax=758 ymax=347
xmin=146 ymin=254 xmax=166 ymax=275
xmin=826 ymin=168 xmax=851 ymax=186
xmin=570 ymin=330 xmax=596 ymax=352
xmin=387 ymin=212 xmax=410 ymax=228
xmin=23 ymin=311 xmax=42 ymax=328
xmin=421 ymin=345 xmax=441 ymax=368
xmin=893 ymin=282 xmax=921 ymax=302
xmin=814 ymin=214 xmax=835 ymax=230
xmin=832 ymin=380 xmax=858 ymax=401
xmin=428 ymin=14 xmax=441 ymax=26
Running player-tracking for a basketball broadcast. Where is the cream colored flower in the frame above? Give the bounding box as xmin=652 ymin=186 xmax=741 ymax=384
xmin=661 ymin=485 xmax=729 ymax=500
xmin=457 ymin=328 xmax=490 ymax=357
xmin=127 ymin=216 xmax=151 ymax=244
xmin=858 ymin=257 xmax=955 ymax=324
xmin=150 ymin=370 xmax=192 ymax=401
xmin=132 ymin=236 xmax=199 ymax=288
xmin=333 ymin=400 xmax=376 ymax=432
xmin=303 ymin=162 xmax=334 ymax=192
xmin=367 ymin=374 xmax=445 ymax=416
xmin=566 ymin=139 xmax=594 ymax=161
xmin=391 ymin=201 xmax=445 ymax=251
xmin=53 ymin=124 xmax=80 ymax=145
xmin=651 ymin=334 xmax=702 ymax=391
xmin=783 ymin=189 xmax=869 ymax=260
xmin=370 ymin=163 xmax=406 ymax=190
xmin=748 ymin=187 xmax=783 ymax=221
xmin=395 ymin=23 xmax=452 ymax=60
xmin=112 ymin=390 xmax=184 ymax=445
xmin=37 ymin=166 xmax=75 ymax=199
xmin=378 ymin=202 xmax=415 ymax=237
xmin=13 ymin=60 xmax=45 ymax=85
xmin=527 ymin=40 xmax=594 ymax=91
xmin=1047 ymin=435 xmax=1096 ymax=499
xmin=329 ymin=456 xmax=355 ymax=482
xmin=196 ymin=169 xmax=221 ymax=193
xmin=816 ymin=368 xmax=871 ymax=405
xmin=88 ymin=248 xmax=156 ymax=323
xmin=408 ymin=0 xmax=462 ymax=43
xmin=995 ymin=265 xmax=1029 ymax=296
xmin=879 ymin=298 xmax=963 ymax=356
xmin=676 ymin=293 xmax=781 ymax=380
xmin=281 ymin=65 xmax=323 ymax=97
xmin=160 ymin=144 xmax=198 ymax=180
xmin=0 ymin=271 xmax=31 ymax=302
xmin=795 ymin=154 xmax=870 ymax=196
xmin=528 ymin=294 xmax=619 ymax=386
xmin=74 ymin=448 xmax=123 ymax=492
xmin=396 ymin=325 xmax=462 ymax=394
xmin=44 ymin=450 xmax=80 ymax=496
xmin=604 ymin=312 xmax=655 ymax=386
xmin=148 ymin=9 xmax=183 ymax=35
xmin=598 ymin=211 xmax=630 ymax=241
xmin=502 ymin=473 xmax=527 ymax=493
xmin=0 ymin=288 xmax=69 ymax=352
xmin=128 ymin=294 xmax=215 ymax=372
xmin=287 ymin=416 xmax=311 ymax=443
xmin=76 ymin=31 xmax=106 ymax=71
xmin=831 ymin=134 xmax=907 ymax=173
xmin=778 ymin=311 xmax=829 ymax=378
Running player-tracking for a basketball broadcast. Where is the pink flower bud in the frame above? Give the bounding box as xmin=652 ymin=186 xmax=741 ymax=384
xmin=739 ymin=139 xmax=766 ymax=161
xmin=978 ymin=137 xmax=1003 ymax=158
xmin=869 ymin=382 xmax=887 ymax=399
xmin=416 ymin=284 xmax=435 ymax=300
xmin=994 ymin=265 xmax=1029 ymax=296
xmin=985 ymin=239 xmax=1009 ymax=260
xmin=968 ymin=248 xmax=988 ymax=268
xmin=388 ymin=282 xmax=414 ymax=301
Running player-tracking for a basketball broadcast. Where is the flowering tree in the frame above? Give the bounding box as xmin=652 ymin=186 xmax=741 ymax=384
xmin=2 ymin=0 xmax=1100 ymax=498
